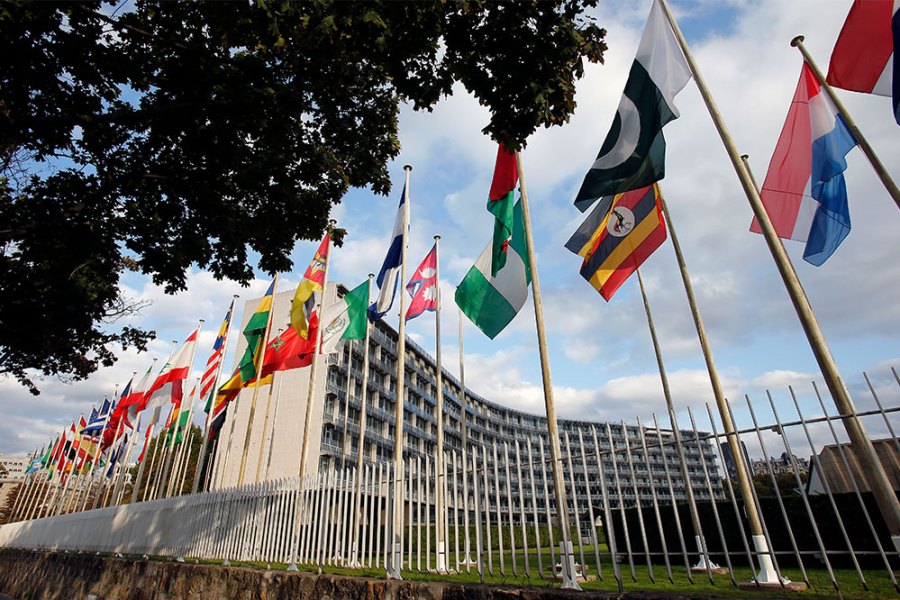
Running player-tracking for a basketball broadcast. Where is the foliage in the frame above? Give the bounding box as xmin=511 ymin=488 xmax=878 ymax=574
xmin=126 ymin=424 xmax=203 ymax=501
xmin=0 ymin=1 xmax=607 ymax=392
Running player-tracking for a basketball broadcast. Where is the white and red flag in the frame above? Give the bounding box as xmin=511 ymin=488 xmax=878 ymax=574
xmin=140 ymin=328 xmax=200 ymax=414
xmin=827 ymin=0 xmax=899 ymax=124
xmin=405 ymin=244 xmax=438 ymax=321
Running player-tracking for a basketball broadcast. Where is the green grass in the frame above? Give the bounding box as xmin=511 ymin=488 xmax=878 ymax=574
xmin=171 ymin=548 xmax=899 ymax=600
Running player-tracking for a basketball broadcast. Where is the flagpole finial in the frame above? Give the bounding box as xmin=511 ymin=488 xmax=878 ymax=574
xmin=233 ymin=294 xmax=240 ymax=298
xmin=403 ymin=164 xmax=412 ymax=172
xmin=434 ymin=235 xmax=441 ymax=241
xmin=368 ymin=273 xmax=374 ymax=279
xmin=740 ymin=154 xmax=749 ymax=161
xmin=199 ymin=319 xmax=205 ymax=324
xmin=790 ymin=35 xmax=804 ymax=47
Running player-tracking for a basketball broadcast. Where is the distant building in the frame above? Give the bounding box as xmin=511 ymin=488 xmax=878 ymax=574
xmin=212 ymin=284 xmax=724 ymax=521
xmin=807 ymin=439 xmax=900 ymax=495
xmin=751 ymin=452 xmax=809 ymax=477
xmin=0 ymin=455 xmax=30 ymax=510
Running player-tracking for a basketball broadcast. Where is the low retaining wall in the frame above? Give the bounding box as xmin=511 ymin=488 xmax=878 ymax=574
xmin=0 ymin=549 xmax=728 ymax=600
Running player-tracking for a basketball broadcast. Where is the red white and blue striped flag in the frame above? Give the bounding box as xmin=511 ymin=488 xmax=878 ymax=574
xmin=201 ymin=299 xmax=235 ymax=412
xmin=752 ymin=62 xmax=857 ymax=266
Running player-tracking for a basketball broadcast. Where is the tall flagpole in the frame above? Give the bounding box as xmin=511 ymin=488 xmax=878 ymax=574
xmin=289 ymin=223 xmax=335 ymax=572
xmin=657 ymin=188 xmax=775 ymax=582
xmin=297 ymin=223 xmax=334 ymax=484
xmin=387 ymin=166 xmax=412 ymax=580
xmin=657 ymin=0 xmax=900 ymax=552
xmin=79 ymin=394 xmax=115 ymax=512
xmin=112 ymin=414 xmax=141 ymax=506
xmin=636 ymin=268 xmax=717 ymax=573
xmin=193 ymin=295 xmax=239 ymax=494
xmin=262 ymin=330 xmax=285 ymax=480
xmin=457 ymin=303 xmax=471 ymax=565
xmin=515 ymin=150 xmax=580 ymax=591
xmin=351 ymin=274 xmax=374 ymax=566
xmin=433 ymin=234 xmax=447 ymax=572
xmin=791 ymin=36 xmax=900 ymax=210
xmin=238 ymin=279 xmax=278 ymax=486
xmin=339 ymin=339 xmax=355 ymax=472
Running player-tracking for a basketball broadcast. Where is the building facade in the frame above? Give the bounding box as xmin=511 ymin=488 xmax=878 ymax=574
xmin=211 ymin=284 xmax=724 ymax=515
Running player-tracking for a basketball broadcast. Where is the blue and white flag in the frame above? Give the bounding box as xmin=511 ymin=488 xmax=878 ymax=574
xmin=81 ymin=398 xmax=113 ymax=436
xmin=105 ymin=435 xmax=127 ymax=479
xmin=368 ymin=182 xmax=408 ymax=321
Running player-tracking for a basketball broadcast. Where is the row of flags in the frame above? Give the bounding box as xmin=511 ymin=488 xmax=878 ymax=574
xmin=564 ymin=0 xmax=897 ymax=308
xmin=20 ymin=0 xmax=895 ymax=497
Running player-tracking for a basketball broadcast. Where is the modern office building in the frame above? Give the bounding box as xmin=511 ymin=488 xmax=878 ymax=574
xmin=211 ymin=284 xmax=724 ymax=516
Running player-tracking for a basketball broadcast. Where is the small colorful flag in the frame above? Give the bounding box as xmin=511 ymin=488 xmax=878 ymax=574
xmin=456 ymin=199 xmax=531 ymax=339
xmin=486 ymin=145 xmax=519 ymax=276
xmin=142 ymin=328 xmax=200 ymax=414
xmin=827 ymin=0 xmax=899 ymax=124
xmin=319 ymin=280 xmax=370 ymax=353
xmin=201 ymin=299 xmax=235 ymax=413
xmin=574 ymin=0 xmax=691 ymax=208
xmin=751 ymin=63 xmax=857 ymax=266
xmin=239 ymin=280 xmax=276 ymax=382
xmin=405 ymin=245 xmax=438 ymax=321
xmin=291 ymin=235 xmax=329 ymax=340
xmin=369 ymin=185 xmax=407 ymax=322
xmin=566 ymin=184 xmax=666 ymax=301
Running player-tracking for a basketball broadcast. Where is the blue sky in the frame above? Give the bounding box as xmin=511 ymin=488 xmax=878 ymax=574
xmin=2 ymin=0 xmax=898 ymax=459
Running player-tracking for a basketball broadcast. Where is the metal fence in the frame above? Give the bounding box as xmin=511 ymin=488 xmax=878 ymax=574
xmin=1 ymin=369 xmax=898 ymax=594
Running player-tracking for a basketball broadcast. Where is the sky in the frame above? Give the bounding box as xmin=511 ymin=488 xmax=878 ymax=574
xmin=2 ymin=0 xmax=898 ymax=462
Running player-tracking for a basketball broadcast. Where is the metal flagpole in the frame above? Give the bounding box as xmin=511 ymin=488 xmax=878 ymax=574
xmin=79 ymin=394 xmax=116 ymax=512
xmin=263 ymin=339 xmax=286 ymax=480
xmin=457 ymin=303 xmax=472 ymax=566
xmin=254 ymin=376 xmax=278 ymax=483
xmin=657 ymin=0 xmax=900 ymax=561
xmin=734 ymin=153 xmax=900 ymax=546
xmin=238 ymin=278 xmax=279 ymax=486
xmin=139 ymin=341 xmax=178 ymax=501
xmin=350 ymin=274 xmax=374 ymax=566
xmin=387 ymin=166 xmax=412 ymax=580
xmin=635 ymin=268 xmax=717 ymax=573
xmin=339 ymin=340 xmax=355 ymax=472
xmin=99 ymin=417 xmax=126 ymax=509
xmin=514 ymin=150 xmax=580 ymax=590
xmin=433 ymin=234 xmax=447 ymax=572
xmin=656 ymin=186 xmax=775 ymax=582
xmin=290 ymin=221 xmax=335 ymax=570
xmin=168 ymin=378 xmax=200 ymax=497
xmin=194 ymin=295 xmax=239 ymax=494
xmin=790 ymin=36 xmax=900 ymax=210
xmin=112 ymin=414 xmax=141 ymax=506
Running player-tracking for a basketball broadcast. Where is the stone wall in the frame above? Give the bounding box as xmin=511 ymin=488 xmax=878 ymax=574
xmin=0 ymin=549 xmax=717 ymax=600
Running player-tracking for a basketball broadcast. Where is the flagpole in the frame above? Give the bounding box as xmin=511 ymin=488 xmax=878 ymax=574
xmin=351 ymin=273 xmax=374 ymax=566
xmin=170 ymin=378 xmax=201 ymax=497
xmin=339 ymin=339 xmax=355 ymax=472
xmin=636 ymin=268 xmax=717 ymax=572
xmin=289 ymin=222 xmax=335 ymax=572
xmin=254 ymin=365 xmax=278 ymax=482
xmin=298 ymin=225 xmax=334 ymax=482
xmin=457 ymin=303 xmax=471 ymax=566
xmin=238 ymin=276 xmax=279 ymax=486
xmin=433 ymin=234 xmax=447 ymax=572
xmin=263 ymin=365 xmax=286 ymax=480
xmin=515 ymin=150 xmax=581 ymax=590
xmin=139 ymin=341 xmax=178 ymax=501
xmin=387 ymin=165 xmax=412 ymax=580
xmin=194 ymin=295 xmax=239 ymax=494
xmin=79 ymin=396 xmax=114 ymax=512
xmin=10 ymin=451 xmax=36 ymax=521
xmin=657 ymin=0 xmax=900 ymax=552
xmin=740 ymin=153 xmax=900 ymax=540
xmin=112 ymin=414 xmax=141 ymax=506
xmin=790 ymin=36 xmax=900 ymax=210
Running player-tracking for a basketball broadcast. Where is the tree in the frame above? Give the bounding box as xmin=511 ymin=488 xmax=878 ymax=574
xmin=0 ymin=1 xmax=607 ymax=392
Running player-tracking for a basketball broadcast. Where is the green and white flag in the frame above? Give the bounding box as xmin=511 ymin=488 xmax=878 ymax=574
xmin=574 ymin=0 xmax=691 ymax=211
xmin=456 ymin=199 xmax=531 ymax=339
xmin=320 ymin=280 xmax=369 ymax=354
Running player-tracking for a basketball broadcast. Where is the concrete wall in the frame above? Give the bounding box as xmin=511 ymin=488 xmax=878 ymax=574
xmin=210 ymin=285 xmax=335 ymax=489
xmin=0 ymin=549 xmax=705 ymax=600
